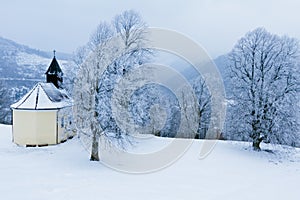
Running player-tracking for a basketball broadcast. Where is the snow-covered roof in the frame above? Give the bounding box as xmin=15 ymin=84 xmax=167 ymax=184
xmin=11 ymin=82 xmax=72 ymax=110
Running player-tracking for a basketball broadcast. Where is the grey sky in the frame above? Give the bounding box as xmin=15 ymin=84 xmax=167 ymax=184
xmin=1 ymin=0 xmax=299 ymax=58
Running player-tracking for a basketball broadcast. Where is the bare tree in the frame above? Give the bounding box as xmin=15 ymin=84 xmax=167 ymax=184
xmin=88 ymin=22 xmax=114 ymax=51
xmin=228 ymin=27 xmax=300 ymax=150
xmin=73 ymin=45 xmax=89 ymax=67
xmin=74 ymin=34 xmax=121 ymax=161
xmin=192 ymin=77 xmax=211 ymax=139
xmin=0 ymin=81 xmax=10 ymax=124
xmin=74 ymin=10 xmax=150 ymax=161
xmin=114 ymin=9 xmax=147 ymax=49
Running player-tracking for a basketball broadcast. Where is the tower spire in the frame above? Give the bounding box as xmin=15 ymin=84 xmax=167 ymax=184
xmin=45 ymin=51 xmax=63 ymax=89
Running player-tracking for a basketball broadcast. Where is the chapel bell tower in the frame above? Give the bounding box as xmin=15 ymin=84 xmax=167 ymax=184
xmin=45 ymin=50 xmax=63 ymax=89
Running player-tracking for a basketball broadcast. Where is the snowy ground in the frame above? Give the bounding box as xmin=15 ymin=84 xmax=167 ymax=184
xmin=1 ymin=124 xmax=300 ymax=200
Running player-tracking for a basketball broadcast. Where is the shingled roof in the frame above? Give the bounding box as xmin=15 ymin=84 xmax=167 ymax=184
xmin=11 ymin=82 xmax=72 ymax=110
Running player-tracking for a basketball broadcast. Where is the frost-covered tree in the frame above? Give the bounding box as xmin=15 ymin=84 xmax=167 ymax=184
xmin=227 ymin=27 xmax=300 ymax=150
xmin=127 ymin=83 xmax=181 ymax=137
xmin=74 ymin=29 xmax=122 ymax=161
xmin=88 ymin=22 xmax=114 ymax=52
xmin=0 ymin=81 xmax=10 ymax=124
xmin=192 ymin=77 xmax=211 ymax=139
xmin=73 ymin=10 xmax=150 ymax=161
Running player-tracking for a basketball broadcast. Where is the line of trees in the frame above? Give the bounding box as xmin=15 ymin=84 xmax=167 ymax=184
xmin=72 ymin=11 xmax=300 ymax=161
xmin=73 ymin=10 xmax=212 ymax=161
xmin=1 ymin=10 xmax=298 ymax=158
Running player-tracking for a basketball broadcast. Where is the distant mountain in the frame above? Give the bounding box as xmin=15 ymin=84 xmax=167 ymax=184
xmin=213 ymin=54 xmax=231 ymax=88
xmin=0 ymin=36 xmax=73 ymax=81
xmin=152 ymin=50 xmax=232 ymax=97
xmin=214 ymin=54 xmax=229 ymax=76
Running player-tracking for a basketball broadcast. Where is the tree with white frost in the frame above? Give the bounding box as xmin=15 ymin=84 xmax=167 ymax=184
xmin=0 ymin=81 xmax=10 ymax=124
xmin=73 ymin=10 xmax=150 ymax=161
xmin=227 ymin=28 xmax=300 ymax=150
xmin=192 ymin=77 xmax=211 ymax=139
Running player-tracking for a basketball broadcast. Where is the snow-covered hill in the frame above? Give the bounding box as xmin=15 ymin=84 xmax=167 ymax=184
xmin=0 ymin=36 xmax=72 ymax=80
xmin=1 ymin=124 xmax=299 ymax=200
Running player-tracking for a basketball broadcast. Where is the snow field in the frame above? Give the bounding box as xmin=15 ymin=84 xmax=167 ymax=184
xmin=0 ymin=124 xmax=299 ymax=200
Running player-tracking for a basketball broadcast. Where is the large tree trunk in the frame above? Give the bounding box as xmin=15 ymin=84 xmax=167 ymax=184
xmin=90 ymin=122 xmax=100 ymax=161
xmin=252 ymin=133 xmax=263 ymax=151
xmin=251 ymin=119 xmax=262 ymax=151
xmin=252 ymin=139 xmax=261 ymax=151
xmin=90 ymin=131 xmax=100 ymax=161
xmin=90 ymin=88 xmax=100 ymax=161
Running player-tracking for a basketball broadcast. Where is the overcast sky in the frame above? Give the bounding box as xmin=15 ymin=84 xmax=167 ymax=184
xmin=1 ymin=0 xmax=299 ymax=58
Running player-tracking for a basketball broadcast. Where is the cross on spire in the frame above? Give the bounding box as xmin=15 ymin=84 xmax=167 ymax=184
xmin=53 ymin=50 xmax=56 ymax=57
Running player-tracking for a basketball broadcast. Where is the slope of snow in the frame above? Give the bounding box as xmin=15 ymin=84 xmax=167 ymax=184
xmin=0 ymin=124 xmax=299 ymax=200
xmin=16 ymin=52 xmax=51 ymax=66
xmin=16 ymin=52 xmax=70 ymax=72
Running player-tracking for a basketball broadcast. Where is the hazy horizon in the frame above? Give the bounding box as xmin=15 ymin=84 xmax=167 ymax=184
xmin=1 ymin=0 xmax=299 ymax=58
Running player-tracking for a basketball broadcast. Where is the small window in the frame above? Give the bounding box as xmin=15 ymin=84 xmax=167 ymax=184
xmin=61 ymin=117 xmax=64 ymax=128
